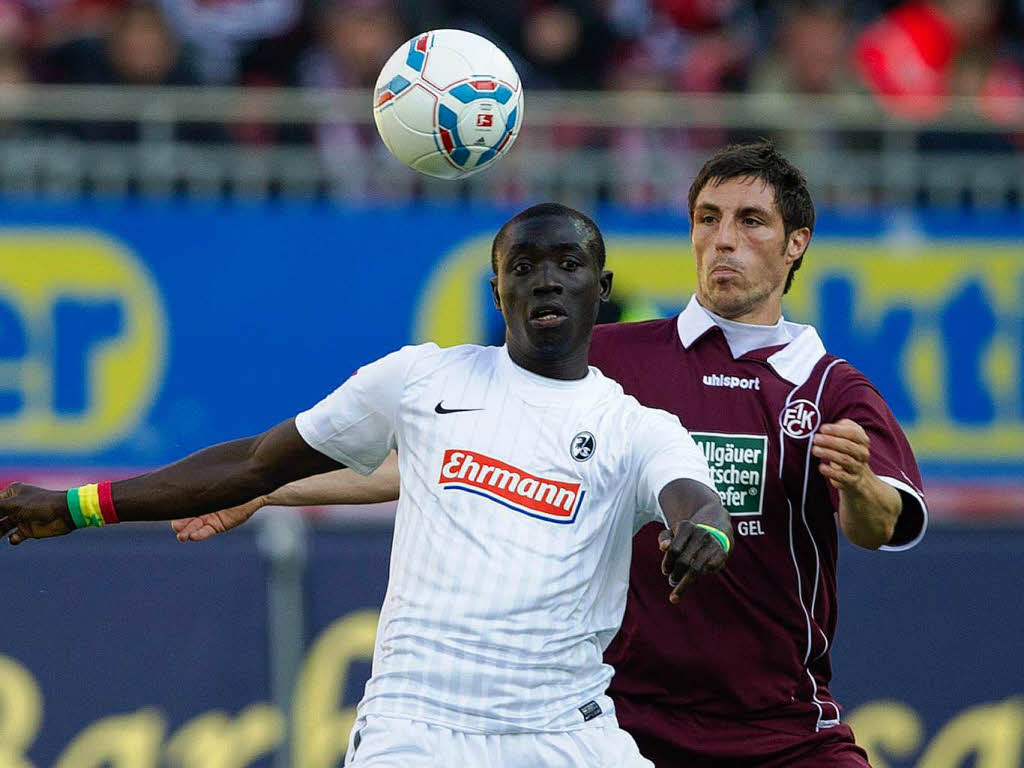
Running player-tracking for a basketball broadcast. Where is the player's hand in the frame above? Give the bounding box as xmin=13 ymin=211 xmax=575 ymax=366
xmin=171 ymin=495 xmax=267 ymax=542
xmin=0 ymin=483 xmax=75 ymax=546
xmin=658 ymin=516 xmax=733 ymax=604
xmin=812 ymin=419 xmax=871 ymax=492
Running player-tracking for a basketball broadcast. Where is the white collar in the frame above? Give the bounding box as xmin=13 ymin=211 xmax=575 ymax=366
xmin=676 ymin=295 xmax=826 ymax=387
xmin=497 ymin=345 xmax=599 ymax=406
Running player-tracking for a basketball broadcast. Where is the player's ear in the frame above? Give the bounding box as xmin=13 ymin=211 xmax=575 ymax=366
xmin=490 ymin=275 xmax=501 ymax=311
xmin=786 ymin=228 xmax=810 ymax=266
xmin=599 ymin=270 xmax=613 ymax=302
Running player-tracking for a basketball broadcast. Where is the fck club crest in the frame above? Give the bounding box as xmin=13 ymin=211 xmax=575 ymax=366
xmin=780 ymin=399 xmax=821 ymax=439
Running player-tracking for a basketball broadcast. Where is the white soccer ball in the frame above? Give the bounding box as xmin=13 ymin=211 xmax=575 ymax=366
xmin=372 ymin=29 xmax=524 ymax=180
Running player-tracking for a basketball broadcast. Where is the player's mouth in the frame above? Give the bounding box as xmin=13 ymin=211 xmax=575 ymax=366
xmin=710 ymin=265 xmax=741 ymax=280
xmin=528 ymin=305 xmax=568 ymax=328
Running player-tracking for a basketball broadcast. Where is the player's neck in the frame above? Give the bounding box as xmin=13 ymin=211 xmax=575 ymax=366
xmin=506 ymin=343 xmax=590 ymax=381
xmin=718 ymin=304 xmax=782 ymax=326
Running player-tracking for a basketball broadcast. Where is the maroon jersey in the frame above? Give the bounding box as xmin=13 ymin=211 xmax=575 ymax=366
xmin=590 ymin=298 xmax=927 ymax=748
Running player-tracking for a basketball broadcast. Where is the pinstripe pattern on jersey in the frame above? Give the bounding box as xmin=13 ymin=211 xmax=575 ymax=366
xmin=298 ymin=343 xmax=715 ymax=734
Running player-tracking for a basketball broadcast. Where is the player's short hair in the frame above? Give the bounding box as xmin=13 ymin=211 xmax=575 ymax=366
xmin=687 ymin=141 xmax=815 ymax=293
xmin=491 ymin=203 xmax=606 ymax=274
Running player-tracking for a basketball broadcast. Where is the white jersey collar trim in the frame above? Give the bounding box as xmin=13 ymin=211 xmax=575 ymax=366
xmin=676 ymin=294 xmax=827 ymax=387
xmin=676 ymin=294 xmax=718 ymax=348
xmin=765 ymin=327 xmax=828 ymax=387
xmin=498 ymin=345 xmax=600 ymax=404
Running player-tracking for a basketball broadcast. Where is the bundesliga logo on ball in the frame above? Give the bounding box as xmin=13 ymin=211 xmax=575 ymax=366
xmin=372 ymin=29 xmax=524 ymax=180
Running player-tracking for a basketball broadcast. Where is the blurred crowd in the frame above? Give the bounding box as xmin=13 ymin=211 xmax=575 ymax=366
xmin=1 ymin=0 xmax=1022 ymax=101
xmin=1 ymin=0 xmax=1021 ymax=202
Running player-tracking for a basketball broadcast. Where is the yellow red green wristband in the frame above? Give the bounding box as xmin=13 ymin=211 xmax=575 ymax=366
xmin=696 ymin=523 xmax=731 ymax=554
xmin=66 ymin=484 xmax=114 ymax=528
xmin=66 ymin=488 xmax=87 ymax=528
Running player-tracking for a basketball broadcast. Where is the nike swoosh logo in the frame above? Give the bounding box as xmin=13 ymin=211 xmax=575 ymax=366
xmin=435 ymin=401 xmax=484 ymax=414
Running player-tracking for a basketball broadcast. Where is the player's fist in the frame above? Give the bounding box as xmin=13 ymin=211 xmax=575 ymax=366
xmin=171 ymin=495 xmax=267 ymax=542
xmin=0 ymin=483 xmax=75 ymax=546
xmin=812 ymin=419 xmax=871 ymax=491
xmin=656 ymin=479 xmax=733 ymax=603
xmin=658 ymin=517 xmax=732 ymax=604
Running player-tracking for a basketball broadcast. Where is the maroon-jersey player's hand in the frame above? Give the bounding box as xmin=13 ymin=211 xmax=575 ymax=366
xmin=812 ymin=419 xmax=872 ymax=491
xmin=171 ymin=495 xmax=267 ymax=542
xmin=0 ymin=483 xmax=75 ymax=546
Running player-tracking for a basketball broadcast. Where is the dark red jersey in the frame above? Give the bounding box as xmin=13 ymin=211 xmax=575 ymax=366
xmin=590 ymin=298 xmax=927 ymax=745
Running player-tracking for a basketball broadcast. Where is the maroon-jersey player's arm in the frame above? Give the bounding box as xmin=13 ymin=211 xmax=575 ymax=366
xmin=172 ymin=452 xmax=402 ymax=542
xmin=815 ymin=368 xmax=927 ymax=550
xmin=174 ymin=462 xmax=734 ymax=604
xmin=0 ymin=419 xmax=345 ymax=545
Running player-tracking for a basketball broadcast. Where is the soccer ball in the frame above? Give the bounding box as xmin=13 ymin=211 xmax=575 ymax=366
xmin=372 ymin=29 xmax=524 ymax=180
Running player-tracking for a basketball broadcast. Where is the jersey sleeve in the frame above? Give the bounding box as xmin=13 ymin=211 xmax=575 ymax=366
xmin=295 ymin=344 xmax=428 ymax=475
xmin=823 ymin=365 xmax=928 ymax=550
xmin=632 ymin=407 xmax=717 ymax=531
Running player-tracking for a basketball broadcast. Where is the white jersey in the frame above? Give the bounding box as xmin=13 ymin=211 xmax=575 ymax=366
xmin=296 ymin=343 xmax=715 ymax=734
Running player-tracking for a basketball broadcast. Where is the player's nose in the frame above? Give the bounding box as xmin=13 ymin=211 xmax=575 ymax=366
xmin=531 ymin=262 xmax=563 ymax=295
xmin=715 ymin=217 xmax=738 ymax=251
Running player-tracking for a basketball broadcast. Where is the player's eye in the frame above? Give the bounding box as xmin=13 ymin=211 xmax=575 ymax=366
xmin=511 ymin=262 xmax=531 ymax=275
xmin=561 ymin=259 xmax=581 ymax=271
xmin=743 ymin=217 xmax=762 ymax=226
xmin=700 ymin=215 xmax=716 ymax=224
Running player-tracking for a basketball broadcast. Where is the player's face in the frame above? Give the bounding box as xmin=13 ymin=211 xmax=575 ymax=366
xmin=691 ymin=176 xmax=809 ymax=323
xmin=490 ymin=216 xmax=613 ymax=377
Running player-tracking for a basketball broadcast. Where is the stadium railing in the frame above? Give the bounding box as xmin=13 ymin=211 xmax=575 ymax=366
xmin=0 ymin=85 xmax=1021 ymax=206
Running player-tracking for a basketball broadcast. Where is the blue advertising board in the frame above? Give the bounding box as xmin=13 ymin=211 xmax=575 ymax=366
xmin=0 ymin=525 xmax=1020 ymax=767
xmin=2 ymin=200 xmax=1021 ymax=766
xmin=1 ymin=201 xmax=1023 ymax=490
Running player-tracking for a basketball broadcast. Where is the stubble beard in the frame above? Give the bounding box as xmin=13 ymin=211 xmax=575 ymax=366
xmin=698 ymin=243 xmax=789 ymax=321
xmin=700 ymin=273 xmax=777 ymax=320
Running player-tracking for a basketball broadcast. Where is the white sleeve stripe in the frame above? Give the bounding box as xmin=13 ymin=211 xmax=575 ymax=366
xmin=878 ymin=475 xmax=928 ymax=551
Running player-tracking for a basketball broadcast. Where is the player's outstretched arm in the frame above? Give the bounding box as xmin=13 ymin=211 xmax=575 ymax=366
xmin=0 ymin=418 xmax=344 ymax=547
xmin=656 ymin=479 xmax=733 ymax=604
xmin=172 ymin=451 xmax=402 ymax=542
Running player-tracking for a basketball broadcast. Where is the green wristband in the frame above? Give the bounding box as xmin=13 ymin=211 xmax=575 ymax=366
xmin=695 ymin=523 xmax=731 ymax=554
xmin=66 ymin=488 xmax=86 ymax=529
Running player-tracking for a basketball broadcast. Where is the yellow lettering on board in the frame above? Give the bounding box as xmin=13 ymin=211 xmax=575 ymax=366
xmin=846 ymin=699 xmax=923 ymax=768
xmin=0 ymin=655 xmax=42 ymax=768
xmin=292 ymin=609 xmax=379 ymax=768
xmin=164 ymin=704 xmax=284 ymax=768
xmin=917 ymin=698 xmax=1024 ymax=768
xmin=0 ymin=231 xmax=167 ymax=451
xmin=53 ymin=710 xmax=164 ymax=768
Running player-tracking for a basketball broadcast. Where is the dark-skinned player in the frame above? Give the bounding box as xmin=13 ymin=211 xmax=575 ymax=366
xmin=1 ymin=203 xmax=733 ymax=768
xmin=177 ymin=145 xmax=929 ymax=768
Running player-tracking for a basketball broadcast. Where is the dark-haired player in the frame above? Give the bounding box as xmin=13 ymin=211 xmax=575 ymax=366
xmin=2 ymin=204 xmax=734 ymax=767
xmin=172 ymin=144 xmax=927 ymax=766
xmin=592 ymin=142 xmax=926 ymax=767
